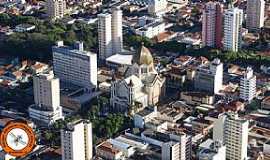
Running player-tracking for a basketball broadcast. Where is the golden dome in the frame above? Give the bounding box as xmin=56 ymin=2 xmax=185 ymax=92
xmin=133 ymin=44 xmax=153 ymax=65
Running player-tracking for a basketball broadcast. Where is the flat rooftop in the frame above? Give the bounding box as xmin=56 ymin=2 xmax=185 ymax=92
xmin=106 ymin=54 xmax=133 ymax=65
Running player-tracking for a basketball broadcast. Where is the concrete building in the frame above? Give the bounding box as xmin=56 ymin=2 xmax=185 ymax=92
xmin=247 ymin=0 xmax=265 ymax=32
xmin=162 ymin=141 xmax=180 ymax=160
xmin=112 ymin=8 xmax=123 ymax=54
xmin=28 ymin=71 xmax=62 ymax=125
xmin=202 ymin=2 xmax=223 ymax=48
xmin=239 ymin=67 xmax=256 ymax=103
xmin=98 ymin=8 xmax=123 ymax=61
xmin=198 ymin=140 xmax=226 ymax=160
xmin=148 ymin=0 xmax=167 ymax=16
xmin=15 ymin=24 xmax=36 ymax=32
xmin=98 ymin=13 xmax=112 ymax=61
xmin=52 ymin=41 xmax=97 ymax=90
xmin=194 ymin=58 xmax=223 ymax=94
xmin=213 ymin=113 xmax=249 ymax=160
xmin=96 ymin=141 xmax=124 ymax=160
xmin=61 ymin=120 xmax=93 ymax=160
xmin=180 ymin=91 xmax=214 ymax=105
xmin=223 ymin=7 xmax=243 ymax=52
xmin=142 ymin=130 xmax=192 ymax=160
xmin=46 ymin=0 xmax=66 ymax=20
xmin=261 ymin=96 xmax=270 ymax=110
xmin=135 ymin=21 xmax=166 ymax=39
xmin=110 ymin=44 xmax=165 ymax=112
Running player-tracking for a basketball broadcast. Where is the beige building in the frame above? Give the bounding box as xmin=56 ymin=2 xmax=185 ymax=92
xmin=96 ymin=141 xmax=123 ymax=160
xmin=110 ymin=44 xmax=165 ymax=112
xmin=46 ymin=0 xmax=66 ymax=20
xmin=180 ymin=91 xmax=214 ymax=105
xmin=61 ymin=120 xmax=93 ymax=160
xmin=28 ymin=71 xmax=62 ymax=125
xmin=213 ymin=113 xmax=249 ymax=160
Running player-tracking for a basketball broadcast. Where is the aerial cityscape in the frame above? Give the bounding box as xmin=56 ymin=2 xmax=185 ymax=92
xmin=0 ymin=0 xmax=269 ymax=159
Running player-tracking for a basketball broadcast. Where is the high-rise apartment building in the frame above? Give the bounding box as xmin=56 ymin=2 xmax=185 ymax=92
xmin=112 ymin=8 xmax=123 ymax=54
xmin=240 ymin=67 xmax=256 ymax=103
xmin=194 ymin=58 xmax=223 ymax=94
xmin=98 ymin=13 xmax=112 ymax=61
xmin=61 ymin=120 xmax=93 ymax=160
xmin=142 ymin=130 xmax=191 ymax=160
xmin=46 ymin=0 xmax=66 ymax=20
xmin=213 ymin=113 xmax=249 ymax=160
xmin=247 ymin=0 xmax=265 ymax=32
xmin=202 ymin=1 xmax=223 ymax=48
xmin=148 ymin=0 xmax=167 ymax=16
xmin=223 ymin=7 xmax=243 ymax=52
xmin=29 ymin=71 xmax=62 ymax=125
xmin=98 ymin=8 xmax=123 ymax=61
xmin=52 ymin=41 xmax=97 ymax=90
xmin=162 ymin=141 xmax=180 ymax=160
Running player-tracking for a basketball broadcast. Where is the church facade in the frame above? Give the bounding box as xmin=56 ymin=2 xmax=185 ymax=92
xmin=110 ymin=44 xmax=166 ymax=112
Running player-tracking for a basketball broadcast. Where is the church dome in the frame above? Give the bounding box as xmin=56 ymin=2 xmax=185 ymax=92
xmin=133 ymin=44 xmax=154 ymax=65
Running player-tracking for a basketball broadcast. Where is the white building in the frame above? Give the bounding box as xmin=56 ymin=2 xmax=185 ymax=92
xmin=110 ymin=44 xmax=165 ymax=112
xmin=135 ymin=21 xmax=166 ymax=39
xmin=213 ymin=113 xmax=249 ymax=160
xmin=148 ymin=0 xmax=167 ymax=16
xmin=240 ymin=67 xmax=256 ymax=103
xmin=162 ymin=141 xmax=180 ymax=160
xmin=223 ymin=7 xmax=243 ymax=52
xmin=98 ymin=13 xmax=112 ymax=61
xmin=142 ymin=130 xmax=192 ymax=160
xmin=52 ymin=41 xmax=97 ymax=90
xmin=15 ymin=24 xmax=36 ymax=32
xmin=112 ymin=8 xmax=123 ymax=54
xmin=198 ymin=140 xmax=226 ymax=160
xmin=194 ymin=58 xmax=223 ymax=94
xmin=247 ymin=0 xmax=265 ymax=32
xmin=29 ymin=71 xmax=62 ymax=125
xmin=46 ymin=0 xmax=66 ymax=20
xmin=133 ymin=107 xmax=158 ymax=128
xmin=98 ymin=8 xmax=123 ymax=61
xmin=61 ymin=120 xmax=93 ymax=160
xmin=202 ymin=1 xmax=223 ymax=48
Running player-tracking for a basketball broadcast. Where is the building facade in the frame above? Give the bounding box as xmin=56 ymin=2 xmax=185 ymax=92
xmin=110 ymin=44 xmax=165 ymax=112
xmin=198 ymin=141 xmax=226 ymax=160
xmin=135 ymin=21 xmax=166 ymax=39
xmin=247 ymin=0 xmax=265 ymax=32
xmin=98 ymin=13 xmax=112 ymax=61
xmin=52 ymin=41 xmax=97 ymax=90
xmin=239 ymin=67 xmax=256 ymax=103
xmin=112 ymin=8 xmax=123 ymax=54
xmin=98 ymin=8 xmax=123 ymax=61
xmin=202 ymin=1 xmax=223 ymax=48
xmin=223 ymin=7 xmax=243 ymax=52
xmin=213 ymin=113 xmax=249 ymax=160
xmin=148 ymin=0 xmax=167 ymax=16
xmin=162 ymin=141 xmax=180 ymax=160
xmin=142 ymin=130 xmax=192 ymax=160
xmin=61 ymin=120 xmax=93 ymax=160
xmin=29 ymin=71 xmax=62 ymax=125
xmin=194 ymin=58 xmax=223 ymax=94
xmin=46 ymin=0 xmax=66 ymax=20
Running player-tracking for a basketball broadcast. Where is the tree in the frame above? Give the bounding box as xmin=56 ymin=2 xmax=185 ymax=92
xmin=125 ymin=35 xmax=152 ymax=48
xmin=0 ymin=13 xmax=11 ymax=26
xmin=153 ymin=41 xmax=186 ymax=53
xmin=104 ymin=114 xmax=125 ymax=137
